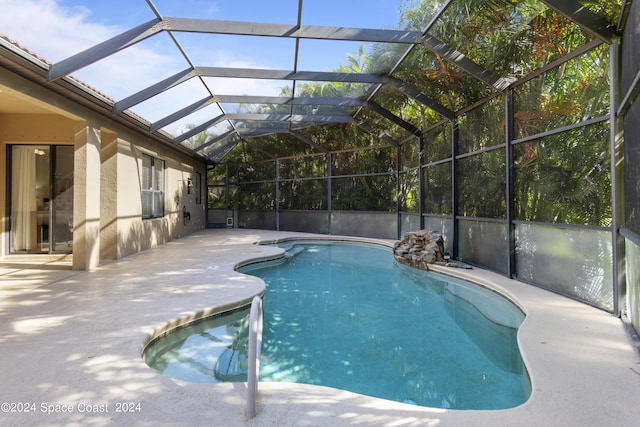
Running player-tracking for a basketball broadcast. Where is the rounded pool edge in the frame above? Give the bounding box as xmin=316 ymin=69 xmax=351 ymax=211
xmin=140 ymin=245 xmax=287 ymax=359
xmin=141 ymin=294 xmax=263 ymax=360
xmin=257 ymin=235 xmax=395 ymax=251
xmin=258 ymin=236 xmax=534 ymax=409
xmin=427 ymin=263 xmax=528 ymax=317
xmin=261 ymin=235 xmax=527 ymax=316
xmin=142 ymin=234 xmax=533 ymax=411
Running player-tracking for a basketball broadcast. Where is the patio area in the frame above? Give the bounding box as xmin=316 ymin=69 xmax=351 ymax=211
xmin=1 ymin=228 xmax=639 ymax=426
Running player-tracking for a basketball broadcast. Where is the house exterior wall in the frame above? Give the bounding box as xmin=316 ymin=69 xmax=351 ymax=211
xmin=0 ymin=67 xmax=206 ymax=270
xmin=113 ymin=126 xmax=207 ymax=259
xmin=0 ymin=117 xmax=4 ymax=247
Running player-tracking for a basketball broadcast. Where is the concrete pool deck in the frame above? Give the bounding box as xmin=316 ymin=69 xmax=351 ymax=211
xmin=1 ymin=228 xmax=639 ymax=426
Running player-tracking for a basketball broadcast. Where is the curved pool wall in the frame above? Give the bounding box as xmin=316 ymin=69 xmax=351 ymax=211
xmin=396 ymin=261 xmax=526 ymax=376
xmin=143 ymin=306 xmax=252 ymax=383
xmin=143 ymin=238 xmax=531 ymax=410
xmin=253 ymin=240 xmax=528 ymax=379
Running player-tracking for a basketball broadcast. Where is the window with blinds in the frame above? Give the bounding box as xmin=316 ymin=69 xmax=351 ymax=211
xmin=141 ymin=153 xmax=165 ymax=219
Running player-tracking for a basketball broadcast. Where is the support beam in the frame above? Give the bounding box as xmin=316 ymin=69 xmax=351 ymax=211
xmin=327 ymin=152 xmax=333 ymax=234
xmin=617 ymin=67 xmax=640 ymax=117
xmin=203 ymin=71 xmax=448 ymax=124
xmin=451 ymin=119 xmax=459 ymax=259
xmin=48 ymin=18 xmax=163 ymax=81
xmin=215 ymin=95 xmax=365 ymax=107
xmin=112 ymin=65 xmax=442 ymax=131
xmin=419 ymin=134 xmax=425 ymax=231
xmin=72 ymin=120 xmax=102 ymax=270
xmin=276 ymin=159 xmax=280 ymax=231
xmin=241 ymin=139 xmax=276 ymax=159
xmin=235 ymin=121 xmax=292 ymax=130
xmin=114 ymin=68 xmax=197 ymax=114
xmin=610 ymin=41 xmax=625 ymax=316
xmin=396 ymin=144 xmax=402 ymax=239
xmin=173 ymin=114 xmax=226 ymax=144
xmin=421 ymin=35 xmax=512 ymax=90
xmin=236 ymin=128 xmax=289 ymax=138
xmin=193 ymin=129 xmax=236 ymax=153
xmin=198 ymin=66 xmax=386 ymax=84
xmin=165 ymin=17 xmax=423 ymax=44
xmin=206 ymin=137 xmax=241 ymax=161
xmin=540 ymin=0 xmax=617 ymax=43
xmin=290 ymin=132 xmax=330 ymax=153
xmin=236 ymin=123 xmax=318 ymax=136
xmin=357 ymin=0 xmax=457 ymax=121
xmin=505 ymin=90 xmax=516 ymax=278
xmin=226 ymin=113 xmax=353 ymax=123
xmin=151 ymin=95 xmax=362 ymax=132
xmin=355 ymin=121 xmax=400 ymax=147
xmin=366 ymin=101 xmax=421 ymax=136
xmin=150 ymin=96 xmax=216 ymax=132
xmin=385 ymin=77 xmax=455 ymax=120
xmin=618 ymin=0 xmax=633 ymax=32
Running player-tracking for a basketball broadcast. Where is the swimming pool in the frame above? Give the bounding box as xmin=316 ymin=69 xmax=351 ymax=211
xmin=144 ymin=241 xmax=530 ymax=410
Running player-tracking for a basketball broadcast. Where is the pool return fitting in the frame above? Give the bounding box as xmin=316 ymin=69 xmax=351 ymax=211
xmin=247 ymin=295 xmax=263 ymax=419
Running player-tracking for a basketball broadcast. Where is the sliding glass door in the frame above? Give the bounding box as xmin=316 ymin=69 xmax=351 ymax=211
xmin=9 ymin=145 xmax=74 ymax=254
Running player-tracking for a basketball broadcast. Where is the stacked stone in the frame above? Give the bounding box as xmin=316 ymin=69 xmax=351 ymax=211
xmin=393 ymin=230 xmax=445 ymax=270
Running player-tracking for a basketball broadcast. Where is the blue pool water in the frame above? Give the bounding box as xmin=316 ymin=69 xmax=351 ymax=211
xmin=144 ymin=241 xmax=530 ymax=410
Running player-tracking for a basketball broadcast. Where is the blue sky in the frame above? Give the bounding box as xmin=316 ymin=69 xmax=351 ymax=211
xmin=0 ymin=0 xmax=404 ymax=135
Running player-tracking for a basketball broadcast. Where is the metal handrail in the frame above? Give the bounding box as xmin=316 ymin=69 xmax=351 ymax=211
xmin=246 ymin=295 xmax=263 ymax=419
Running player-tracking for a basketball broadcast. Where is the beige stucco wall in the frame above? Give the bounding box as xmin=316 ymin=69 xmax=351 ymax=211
xmin=0 ymin=67 xmax=206 ymax=269
xmin=1 ymin=113 xmax=75 ymax=142
xmin=0 ymin=111 xmax=76 ymax=261
xmin=0 ymin=118 xmax=4 ymax=249
xmin=114 ymin=127 xmax=207 ymax=259
xmin=100 ymin=129 xmax=118 ymax=260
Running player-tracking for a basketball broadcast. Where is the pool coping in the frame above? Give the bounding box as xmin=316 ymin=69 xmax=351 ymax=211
xmin=1 ymin=228 xmax=639 ymax=426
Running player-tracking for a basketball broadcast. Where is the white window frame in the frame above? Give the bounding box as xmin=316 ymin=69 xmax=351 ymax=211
xmin=141 ymin=153 xmax=165 ymax=219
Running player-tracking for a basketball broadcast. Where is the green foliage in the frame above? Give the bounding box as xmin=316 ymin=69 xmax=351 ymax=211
xmin=458 ymin=97 xmax=505 ymax=153
xmin=332 ymin=147 xmax=397 ymax=175
xmin=402 ymin=138 xmax=420 ymax=169
xmin=514 ymin=121 xmax=611 ymax=226
xmin=211 ymin=0 xmax=616 ymax=227
xmin=207 ymin=166 xmax=227 ymax=209
xmin=279 ymin=179 xmax=328 ymax=210
xmin=424 ymin=162 xmax=452 ymax=215
xmin=185 ymin=125 xmax=218 ymax=149
xmin=515 ymin=44 xmax=610 ymax=137
xmin=279 ymin=155 xmax=328 ymax=179
xmin=458 ymin=149 xmax=507 ymax=219
xmin=238 ymin=161 xmax=276 ymax=182
xmin=423 ymin=124 xmax=452 ymax=163
xmin=511 ymin=43 xmax=612 ymax=226
xmin=237 ymin=182 xmax=276 ymax=210
xmin=399 ymin=169 xmax=419 ymax=212
xmin=331 ymin=175 xmax=397 ymax=211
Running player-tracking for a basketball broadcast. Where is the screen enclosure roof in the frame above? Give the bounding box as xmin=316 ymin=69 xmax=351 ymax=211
xmin=2 ymin=0 xmax=626 ymax=164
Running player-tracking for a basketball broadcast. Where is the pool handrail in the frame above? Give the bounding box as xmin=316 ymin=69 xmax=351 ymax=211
xmin=247 ymin=295 xmax=263 ymax=419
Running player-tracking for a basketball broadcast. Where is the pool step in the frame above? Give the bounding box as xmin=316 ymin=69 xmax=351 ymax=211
xmin=284 ymin=244 xmax=305 ymax=258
